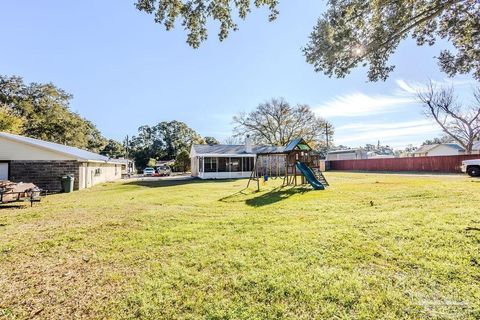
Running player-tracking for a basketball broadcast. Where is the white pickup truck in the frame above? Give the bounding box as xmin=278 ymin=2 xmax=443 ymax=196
xmin=461 ymin=159 xmax=480 ymax=177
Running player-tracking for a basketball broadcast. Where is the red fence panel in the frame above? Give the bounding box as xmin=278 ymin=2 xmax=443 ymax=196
xmin=328 ymin=155 xmax=480 ymax=173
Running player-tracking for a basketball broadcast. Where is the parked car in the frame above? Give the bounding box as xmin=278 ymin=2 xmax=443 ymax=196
xmin=157 ymin=165 xmax=172 ymax=176
xmin=461 ymin=159 xmax=480 ymax=177
xmin=143 ymin=167 xmax=155 ymax=176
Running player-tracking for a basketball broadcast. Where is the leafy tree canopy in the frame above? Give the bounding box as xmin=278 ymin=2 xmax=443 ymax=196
xmin=147 ymin=158 xmax=158 ymax=167
xmin=135 ymin=0 xmax=279 ymax=48
xmin=0 ymin=106 xmax=23 ymax=133
xmin=204 ymin=136 xmax=219 ymax=145
xmin=233 ymin=97 xmax=334 ymax=149
xmin=0 ymin=75 xmax=112 ymax=152
xmin=304 ymin=0 xmax=480 ymax=81
xmin=136 ymin=1 xmax=479 ymax=81
xmin=100 ymin=139 xmax=126 ymax=158
xmin=156 ymin=120 xmax=203 ymax=158
xmin=174 ymin=149 xmax=191 ymax=172
xmin=129 ymin=120 xmax=203 ymax=168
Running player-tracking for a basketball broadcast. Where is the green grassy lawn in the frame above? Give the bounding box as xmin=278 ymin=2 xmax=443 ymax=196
xmin=1 ymin=172 xmax=479 ymax=319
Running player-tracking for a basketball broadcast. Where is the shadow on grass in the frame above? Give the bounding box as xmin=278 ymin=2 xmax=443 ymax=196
xmin=0 ymin=204 xmax=28 ymax=210
xmin=246 ymin=187 xmax=311 ymax=207
xmin=219 ymin=186 xmax=311 ymax=207
xmin=218 ymin=188 xmax=250 ymax=203
xmin=124 ymin=177 xmax=238 ymax=188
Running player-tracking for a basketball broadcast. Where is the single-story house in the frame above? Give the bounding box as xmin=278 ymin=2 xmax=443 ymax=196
xmin=413 ymin=143 xmax=465 ymax=157
xmin=0 ymin=132 xmax=123 ymax=191
xmin=111 ymin=158 xmax=136 ymax=176
xmin=326 ymin=149 xmax=368 ymax=161
xmin=190 ymin=137 xmax=284 ymax=179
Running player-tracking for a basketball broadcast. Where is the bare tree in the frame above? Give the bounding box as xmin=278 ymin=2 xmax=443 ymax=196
xmin=223 ymin=136 xmax=243 ymax=145
xmin=233 ymin=97 xmax=334 ymax=148
xmin=418 ymin=83 xmax=480 ymax=154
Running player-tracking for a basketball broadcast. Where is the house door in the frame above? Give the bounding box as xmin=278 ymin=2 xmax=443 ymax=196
xmin=0 ymin=162 xmax=9 ymax=181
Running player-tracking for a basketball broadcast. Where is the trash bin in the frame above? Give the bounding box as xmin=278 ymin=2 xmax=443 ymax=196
xmin=61 ymin=175 xmax=74 ymax=193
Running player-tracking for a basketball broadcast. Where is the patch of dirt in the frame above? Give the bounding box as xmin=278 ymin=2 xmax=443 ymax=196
xmin=0 ymin=252 xmax=133 ymax=319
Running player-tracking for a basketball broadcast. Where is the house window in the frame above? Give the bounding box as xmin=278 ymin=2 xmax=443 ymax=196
xmin=204 ymin=157 xmax=217 ymax=172
xmin=94 ymin=168 xmax=102 ymax=176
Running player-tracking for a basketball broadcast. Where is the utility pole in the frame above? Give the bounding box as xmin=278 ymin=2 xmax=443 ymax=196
xmin=125 ymin=135 xmax=129 ymax=159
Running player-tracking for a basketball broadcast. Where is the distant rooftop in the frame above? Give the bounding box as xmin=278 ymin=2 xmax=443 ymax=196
xmin=415 ymin=143 xmax=465 ymax=154
xmin=327 ymin=149 xmax=362 ymax=154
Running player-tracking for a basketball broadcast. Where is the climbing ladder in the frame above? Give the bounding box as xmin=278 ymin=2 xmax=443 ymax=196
xmin=312 ymin=168 xmax=329 ymax=187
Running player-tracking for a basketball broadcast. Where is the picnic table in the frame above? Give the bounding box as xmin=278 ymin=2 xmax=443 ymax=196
xmin=0 ymin=181 xmax=45 ymax=207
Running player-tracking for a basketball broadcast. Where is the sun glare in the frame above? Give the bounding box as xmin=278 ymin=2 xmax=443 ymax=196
xmin=353 ymin=45 xmax=364 ymax=56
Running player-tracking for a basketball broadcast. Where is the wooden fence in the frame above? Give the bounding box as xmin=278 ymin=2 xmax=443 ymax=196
xmin=328 ymin=155 xmax=480 ymax=173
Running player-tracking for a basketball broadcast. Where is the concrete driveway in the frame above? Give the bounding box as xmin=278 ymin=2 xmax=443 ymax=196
xmin=130 ymin=173 xmax=194 ymax=182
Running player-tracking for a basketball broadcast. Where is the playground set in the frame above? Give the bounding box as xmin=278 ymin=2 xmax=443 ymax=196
xmin=247 ymin=138 xmax=329 ymax=191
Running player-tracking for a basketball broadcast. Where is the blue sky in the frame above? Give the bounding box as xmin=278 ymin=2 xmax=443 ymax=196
xmin=0 ymin=1 xmax=475 ymax=149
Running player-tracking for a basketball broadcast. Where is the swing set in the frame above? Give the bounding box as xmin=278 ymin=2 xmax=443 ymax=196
xmin=247 ymin=138 xmax=329 ymax=191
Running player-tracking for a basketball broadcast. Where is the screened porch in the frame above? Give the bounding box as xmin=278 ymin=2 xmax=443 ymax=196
xmin=196 ymin=156 xmax=255 ymax=179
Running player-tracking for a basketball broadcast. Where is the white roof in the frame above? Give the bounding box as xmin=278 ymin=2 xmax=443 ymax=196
xmin=327 ymin=149 xmax=362 ymax=155
xmin=0 ymin=132 xmax=115 ymax=163
xmin=414 ymin=143 xmax=465 ymax=154
xmin=191 ymin=144 xmax=284 ymax=156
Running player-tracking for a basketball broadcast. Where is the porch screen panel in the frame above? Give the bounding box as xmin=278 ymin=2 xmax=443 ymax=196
xmin=230 ymin=158 xmax=240 ymax=172
xmin=218 ymin=157 xmax=228 ymax=172
xmin=204 ymin=157 xmax=217 ymax=172
xmin=242 ymin=157 xmax=254 ymax=172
